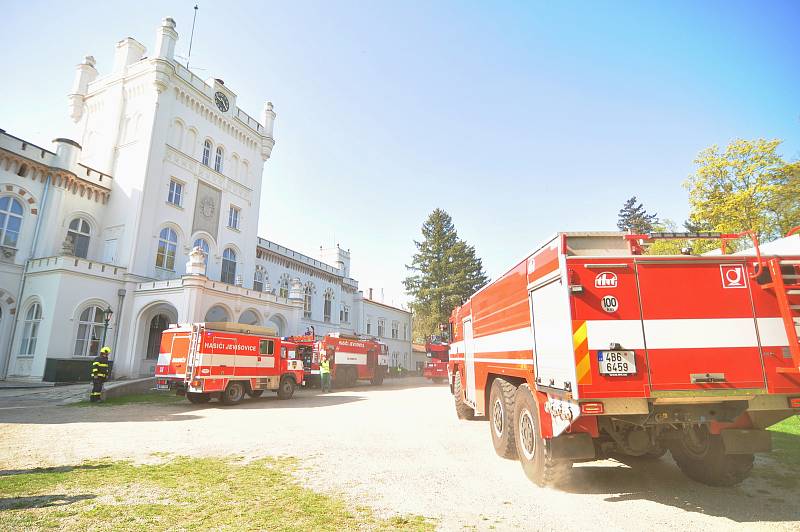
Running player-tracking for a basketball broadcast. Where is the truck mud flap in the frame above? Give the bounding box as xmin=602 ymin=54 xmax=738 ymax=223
xmin=721 ymin=429 xmax=772 ymax=454
xmin=550 ymin=432 xmax=596 ymax=460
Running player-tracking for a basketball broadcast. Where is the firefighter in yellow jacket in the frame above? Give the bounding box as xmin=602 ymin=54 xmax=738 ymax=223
xmin=90 ymin=346 xmax=111 ymax=402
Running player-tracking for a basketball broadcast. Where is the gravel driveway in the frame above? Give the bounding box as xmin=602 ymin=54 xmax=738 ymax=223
xmin=0 ymin=378 xmax=797 ymax=530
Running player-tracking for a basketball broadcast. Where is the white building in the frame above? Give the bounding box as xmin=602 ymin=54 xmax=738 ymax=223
xmin=0 ymin=17 xmax=411 ymax=381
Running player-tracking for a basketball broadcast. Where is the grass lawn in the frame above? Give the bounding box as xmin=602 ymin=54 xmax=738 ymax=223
xmin=768 ymin=415 xmax=800 ymax=467
xmin=0 ymin=457 xmax=433 ymax=531
xmin=71 ymin=390 xmax=185 ymax=407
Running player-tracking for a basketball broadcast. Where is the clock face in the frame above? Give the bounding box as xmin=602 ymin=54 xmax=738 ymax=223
xmin=214 ymin=91 xmax=230 ymax=112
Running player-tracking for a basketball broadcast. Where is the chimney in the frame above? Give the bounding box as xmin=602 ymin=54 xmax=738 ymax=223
xmin=369 ymin=288 xmax=373 ymax=300
xmin=68 ymin=56 xmax=98 ymax=123
xmin=154 ymin=17 xmax=178 ymax=61
xmin=112 ymin=37 xmax=146 ymax=73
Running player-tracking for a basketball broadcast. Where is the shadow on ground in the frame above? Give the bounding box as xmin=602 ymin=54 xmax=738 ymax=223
xmin=550 ymin=442 xmax=800 ymax=524
xmin=0 ymin=464 xmax=110 ymax=477
xmin=0 ymin=494 xmax=95 ymax=510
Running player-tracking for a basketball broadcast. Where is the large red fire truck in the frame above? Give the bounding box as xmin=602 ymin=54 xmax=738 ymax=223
xmin=155 ymin=322 xmax=305 ymax=405
xmin=423 ymin=336 xmax=449 ymax=383
xmin=315 ymin=333 xmax=389 ymax=386
xmin=448 ymin=230 xmax=800 ymax=486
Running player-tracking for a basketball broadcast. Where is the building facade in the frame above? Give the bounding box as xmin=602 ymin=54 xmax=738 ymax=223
xmin=0 ymin=17 xmax=410 ymax=381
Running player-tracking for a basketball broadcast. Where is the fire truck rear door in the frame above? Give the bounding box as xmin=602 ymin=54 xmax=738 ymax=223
xmin=463 ymin=318 xmax=477 ymax=405
xmin=635 ymin=259 xmax=767 ymax=391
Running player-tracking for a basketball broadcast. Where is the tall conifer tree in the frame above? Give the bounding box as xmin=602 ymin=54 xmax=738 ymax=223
xmin=404 ymin=209 xmax=488 ymax=341
xmin=617 ymin=196 xmax=659 ymax=233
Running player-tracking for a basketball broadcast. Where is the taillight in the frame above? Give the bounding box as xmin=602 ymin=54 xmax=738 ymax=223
xmin=191 ymin=380 xmax=200 ymax=388
xmin=580 ymin=401 xmax=604 ymax=415
xmin=789 ymin=397 xmax=800 ymax=409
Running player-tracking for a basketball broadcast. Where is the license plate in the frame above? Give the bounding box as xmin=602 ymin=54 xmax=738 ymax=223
xmin=598 ymin=350 xmax=636 ymax=376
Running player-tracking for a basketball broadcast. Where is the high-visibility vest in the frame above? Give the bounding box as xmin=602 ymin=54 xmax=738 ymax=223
xmin=320 ymin=359 xmax=331 ymax=374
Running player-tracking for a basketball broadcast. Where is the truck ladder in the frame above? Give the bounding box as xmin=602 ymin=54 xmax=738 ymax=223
xmin=184 ymin=325 xmax=203 ymax=385
xmin=761 ymin=227 xmax=800 ymax=373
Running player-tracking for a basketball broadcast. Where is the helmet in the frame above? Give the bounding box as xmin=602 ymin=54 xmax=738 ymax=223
xmin=100 ymin=346 xmax=111 ymax=354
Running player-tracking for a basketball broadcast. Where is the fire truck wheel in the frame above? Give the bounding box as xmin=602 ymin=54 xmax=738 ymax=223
xmin=247 ymin=390 xmax=264 ymax=398
xmin=669 ymin=427 xmax=754 ymax=487
xmin=513 ymin=384 xmax=567 ymax=486
xmin=453 ymin=370 xmax=474 ymax=420
xmin=221 ymin=382 xmax=246 ymax=405
xmin=489 ymin=378 xmax=518 ymax=459
xmin=370 ymin=368 xmax=385 ymax=386
xmin=277 ymin=377 xmax=296 ymax=400
xmin=186 ymin=392 xmax=211 ymax=404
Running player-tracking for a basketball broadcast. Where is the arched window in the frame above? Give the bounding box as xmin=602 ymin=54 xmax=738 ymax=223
xmin=74 ymin=305 xmax=105 ymax=357
xmin=67 ymin=218 xmax=91 ymax=258
xmin=193 ymin=238 xmax=210 ymax=265
xmin=146 ymin=314 xmax=170 ymax=360
xmin=205 ymin=305 xmax=229 ymax=322
xmin=239 ymin=309 xmax=260 ymax=326
xmin=303 ymin=282 xmax=314 ymax=319
xmin=214 ymin=146 xmax=224 ymax=172
xmin=202 ymin=139 xmax=212 ymax=166
xmin=0 ymin=196 xmax=23 ymax=248
xmin=253 ymin=267 xmax=265 ymax=292
xmin=221 ymin=248 xmax=237 ymax=284
xmin=19 ymin=303 xmax=42 ymax=356
xmin=156 ymin=227 xmax=178 ymax=270
xmin=278 ymin=274 xmax=290 ymax=299
xmin=323 ymin=288 xmax=334 ymax=323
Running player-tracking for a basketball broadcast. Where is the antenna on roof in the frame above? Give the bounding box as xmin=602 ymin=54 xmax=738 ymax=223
xmin=187 ymin=4 xmax=199 ymax=68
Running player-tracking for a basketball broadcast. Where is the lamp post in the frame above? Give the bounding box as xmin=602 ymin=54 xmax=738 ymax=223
xmin=101 ymin=306 xmax=114 ymax=349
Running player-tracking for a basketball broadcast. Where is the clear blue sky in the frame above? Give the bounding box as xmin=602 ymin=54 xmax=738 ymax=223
xmin=2 ymin=1 xmax=798 ymax=306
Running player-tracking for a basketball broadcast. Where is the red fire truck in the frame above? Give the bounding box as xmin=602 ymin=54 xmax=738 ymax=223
xmin=448 ymin=230 xmax=800 ymax=486
xmin=155 ymin=322 xmax=305 ymax=405
xmin=423 ymin=336 xmax=449 ymax=383
xmin=315 ymin=333 xmax=389 ymax=386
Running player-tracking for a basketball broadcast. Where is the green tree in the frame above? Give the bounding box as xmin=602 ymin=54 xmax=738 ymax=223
xmin=617 ymin=196 xmax=659 ymax=233
xmin=404 ymin=209 xmax=488 ymax=341
xmin=685 ymin=139 xmax=799 ymax=247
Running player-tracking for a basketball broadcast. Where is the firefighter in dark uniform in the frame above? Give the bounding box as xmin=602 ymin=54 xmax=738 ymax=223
xmin=90 ymin=346 xmax=111 ymax=402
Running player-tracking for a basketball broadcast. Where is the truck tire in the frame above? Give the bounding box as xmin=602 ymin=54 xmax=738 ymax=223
xmin=221 ymin=382 xmax=246 ymax=405
xmin=453 ymin=370 xmax=474 ymax=420
xmin=347 ymin=366 xmax=358 ymax=387
xmin=489 ymin=378 xmax=518 ymax=459
xmin=277 ymin=376 xmax=296 ymax=400
xmin=247 ymin=390 xmax=264 ymax=398
xmin=186 ymin=392 xmax=211 ymax=404
xmin=370 ymin=368 xmax=385 ymax=386
xmin=669 ymin=427 xmax=753 ymax=487
xmin=513 ymin=384 xmax=568 ymax=486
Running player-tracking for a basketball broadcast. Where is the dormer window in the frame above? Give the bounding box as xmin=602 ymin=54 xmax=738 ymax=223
xmin=214 ymin=146 xmax=224 ymax=172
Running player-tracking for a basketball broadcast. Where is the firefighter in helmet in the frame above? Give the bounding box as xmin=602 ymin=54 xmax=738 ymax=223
xmin=90 ymin=346 xmax=111 ymax=402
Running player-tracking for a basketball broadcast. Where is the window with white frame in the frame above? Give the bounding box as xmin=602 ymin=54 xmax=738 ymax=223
xmin=167 ymin=179 xmax=183 ymax=206
xmin=67 ymin=218 xmax=91 ymax=258
xmin=339 ymin=304 xmax=350 ymax=323
xmin=366 ymin=319 xmax=372 ymax=335
xmin=0 ymin=196 xmax=23 ymax=248
xmin=228 ymin=206 xmax=240 ymax=230
xmin=73 ymin=305 xmax=105 ymax=357
xmin=221 ymin=248 xmax=237 ymax=284
xmin=193 ymin=238 xmax=210 ymax=265
xmin=303 ymin=282 xmax=314 ymax=318
xmin=403 ymin=322 xmax=408 ymax=340
xmin=214 ymin=146 xmax=224 ymax=172
xmin=391 ymin=320 xmax=399 ymax=339
xmin=202 ymin=139 xmax=212 ymax=166
xmin=377 ymin=319 xmax=385 ymax=338
xmin=323 ymin=288 xmax=334 ymax=322
xmin=156 ymin=227 xmax=178 ymax=270
xmin=19 ymin=303 xmax=42 ymax=356
xmin=278 ymin=274 xmax=290 ymax=299
xmin=253 ymin=267 xmax=265 ymax=292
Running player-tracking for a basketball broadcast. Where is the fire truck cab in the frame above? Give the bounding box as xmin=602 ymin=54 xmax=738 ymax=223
xmin=155 ymin=322 xmax=305 ymax=405
xmin=423 ymin=336 xmax=449 ymax=383
xmin=449 ymin=230 xmax=800 ymax=486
